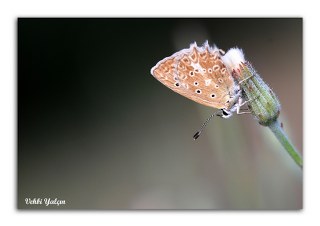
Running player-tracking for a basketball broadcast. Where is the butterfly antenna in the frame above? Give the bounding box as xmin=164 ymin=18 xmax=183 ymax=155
xmin=193 ymin=110 xmax=222 ymax=140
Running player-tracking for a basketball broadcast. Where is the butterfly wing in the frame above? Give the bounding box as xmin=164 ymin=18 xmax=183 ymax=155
xmin=151 ymin=42 xmax=237 ymax=110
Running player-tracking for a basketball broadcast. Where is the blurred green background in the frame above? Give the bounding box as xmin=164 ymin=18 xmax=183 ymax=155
xmin=18 ymin=18 xmax=302 ymax=209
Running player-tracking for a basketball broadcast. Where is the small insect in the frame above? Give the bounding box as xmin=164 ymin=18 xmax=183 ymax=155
xmin=150 ymin=41 xmax=251 ymax=139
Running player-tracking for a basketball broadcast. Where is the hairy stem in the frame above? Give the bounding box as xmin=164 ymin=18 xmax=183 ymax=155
xmin=268 ymin=120 xmax=302 ymax=168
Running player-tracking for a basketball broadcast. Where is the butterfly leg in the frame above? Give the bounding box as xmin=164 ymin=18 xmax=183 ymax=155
xmin=238 ymin=74 xmax=254 ymax=85
xmin=236 ymin=97 xmax=251 ymax=115
xmin=236 ymin=95 xmax=259 ymax=115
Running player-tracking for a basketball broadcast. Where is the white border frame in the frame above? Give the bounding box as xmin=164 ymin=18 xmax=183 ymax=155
xmin=1 ymin=0 xmax=319 ymax=225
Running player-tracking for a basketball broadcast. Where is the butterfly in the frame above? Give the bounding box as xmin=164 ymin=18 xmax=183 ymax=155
xmin=150 ymin=41 xmax=249 ymax=139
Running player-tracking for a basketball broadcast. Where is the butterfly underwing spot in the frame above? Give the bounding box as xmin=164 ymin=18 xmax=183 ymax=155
xmin=190 ymin=71 xmax=195 ymax=77
xmin=182 ymin=56 xmax=191 ymax=64
xmin=190 ymin=51 xmax=198 ymax=62
xmin=215 ymin=84 xmax=219 ymax=88
xmin=194 ymin=81 xmax=199 ymax=86
xmin=178 ymin=63 xmax=185 ymax=70
xmin=196 ymin=89 xmax=201 ymax=94
xmin=175 ymin=82 xmax=180 ymax=87
xmin=218 ymin=78 xmax=223 ymax=83
xmin=199 ymin=52 xmax=206 ymax=58
xmin=213 ymin=65 xmax=220 ymax=71
xmin=211 ymin=94 xmax=216 ymax=98
xmin=208 ymin=68 xmax=213 ymax=73
xmin=199 ymin=51 xmax=208 ymax=61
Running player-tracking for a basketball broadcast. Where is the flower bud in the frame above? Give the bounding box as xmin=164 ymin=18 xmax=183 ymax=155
xmin=223 ymin=48 xmax=281 ymax=126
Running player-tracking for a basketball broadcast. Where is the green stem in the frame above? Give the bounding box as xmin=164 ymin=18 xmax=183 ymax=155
xmin=268 ymin=120 xmax=302 ymax=169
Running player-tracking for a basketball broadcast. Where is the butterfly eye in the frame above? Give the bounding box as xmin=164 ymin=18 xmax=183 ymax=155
xmin=195 ymin=89 xmax=201 ymax=94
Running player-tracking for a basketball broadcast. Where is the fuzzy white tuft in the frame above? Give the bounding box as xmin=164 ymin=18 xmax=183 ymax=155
xmin=221 ymin=48 xmax=245 ymax=71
